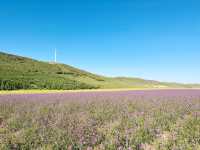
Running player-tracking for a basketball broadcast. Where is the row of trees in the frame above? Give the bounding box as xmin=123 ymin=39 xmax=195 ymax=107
xmin=0 ymin=80 xmax=30 ymax=90
xmin=0 ymin=79 xmax=98 ymax=90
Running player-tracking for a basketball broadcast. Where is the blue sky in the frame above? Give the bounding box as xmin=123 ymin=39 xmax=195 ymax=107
xmin=0 ymin=0 xmax=200 ymax=83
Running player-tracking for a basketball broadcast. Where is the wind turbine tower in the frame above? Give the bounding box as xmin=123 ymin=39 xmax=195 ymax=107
xmin=54 ymin=48 xmax=57 ymax=63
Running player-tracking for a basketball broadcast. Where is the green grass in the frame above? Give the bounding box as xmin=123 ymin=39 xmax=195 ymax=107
xmin=1 ymin=51 xmax=200 ymax=90
xmin=0 ymin=52 xmax=102 ymax=90
xmin=2 ymin=88 xmax=200 ymax=95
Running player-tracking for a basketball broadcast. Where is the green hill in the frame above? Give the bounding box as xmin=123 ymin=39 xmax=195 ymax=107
xmin=0 ymin=51 xmax=199 ymax=90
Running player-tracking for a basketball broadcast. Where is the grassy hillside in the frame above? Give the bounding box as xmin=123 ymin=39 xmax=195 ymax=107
xmin=0 ymin=52 xmax=102 ymax=90
xmin=0 ymin=51 xmax=199 ymax=90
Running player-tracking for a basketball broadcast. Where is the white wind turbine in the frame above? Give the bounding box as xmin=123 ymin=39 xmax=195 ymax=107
xmin=54 ymin=48 xmax=57 ymax=63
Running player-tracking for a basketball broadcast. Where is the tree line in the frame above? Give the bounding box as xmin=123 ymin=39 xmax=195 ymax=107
xmin=0 ymin=79 xmax=98 ymax=90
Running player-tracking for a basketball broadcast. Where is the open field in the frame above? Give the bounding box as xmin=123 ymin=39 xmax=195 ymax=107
xmin=0 ymin=90 xmax=200 ymax=150
xmin=1 ymin=88 xmax=200 ymax=95
xmin=0 ymin=89 xmax=153 ymax=95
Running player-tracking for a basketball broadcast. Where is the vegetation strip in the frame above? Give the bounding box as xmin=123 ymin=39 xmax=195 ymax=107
xmin=1 ymin=88 xmax=200 ymax=95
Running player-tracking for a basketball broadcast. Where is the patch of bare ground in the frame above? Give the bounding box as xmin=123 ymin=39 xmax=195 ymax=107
xmin=0 ymin=117 xmax=3 ymax=127
xmin=138 ymin=130 xmax=175 ymax=150
xmin=139 ymin=143 xmax=156 ymax=150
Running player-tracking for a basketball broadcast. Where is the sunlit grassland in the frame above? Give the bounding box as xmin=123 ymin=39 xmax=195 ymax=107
xmin=0 ymin=89 xmax=66 ymax=95
xmin=0 ymin=89 xmax=148 ymax=95
xmin=0 ymin=87 xmax=192 ymax=95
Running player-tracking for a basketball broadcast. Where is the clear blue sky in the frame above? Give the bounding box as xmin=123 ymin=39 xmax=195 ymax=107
xmin=1 ymin=0 xmax=200 ymax=83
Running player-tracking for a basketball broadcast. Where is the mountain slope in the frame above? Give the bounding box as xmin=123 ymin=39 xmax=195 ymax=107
xmin=0 ymin=52 xmax=103 ymax=90
xmin=0 ymin=52 xmax=199 ymax=90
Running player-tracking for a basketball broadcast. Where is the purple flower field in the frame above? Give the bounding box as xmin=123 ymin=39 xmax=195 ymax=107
xmin=0 ymin=89 xmax=200 ymax=150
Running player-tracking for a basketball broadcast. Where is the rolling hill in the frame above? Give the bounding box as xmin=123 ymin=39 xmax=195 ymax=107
xmin=0 ymin=51 xmax=199 ymax=90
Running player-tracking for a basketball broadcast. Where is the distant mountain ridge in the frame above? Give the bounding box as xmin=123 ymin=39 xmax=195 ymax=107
xmin=0 ymin=51 xmax=199 ymax=90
